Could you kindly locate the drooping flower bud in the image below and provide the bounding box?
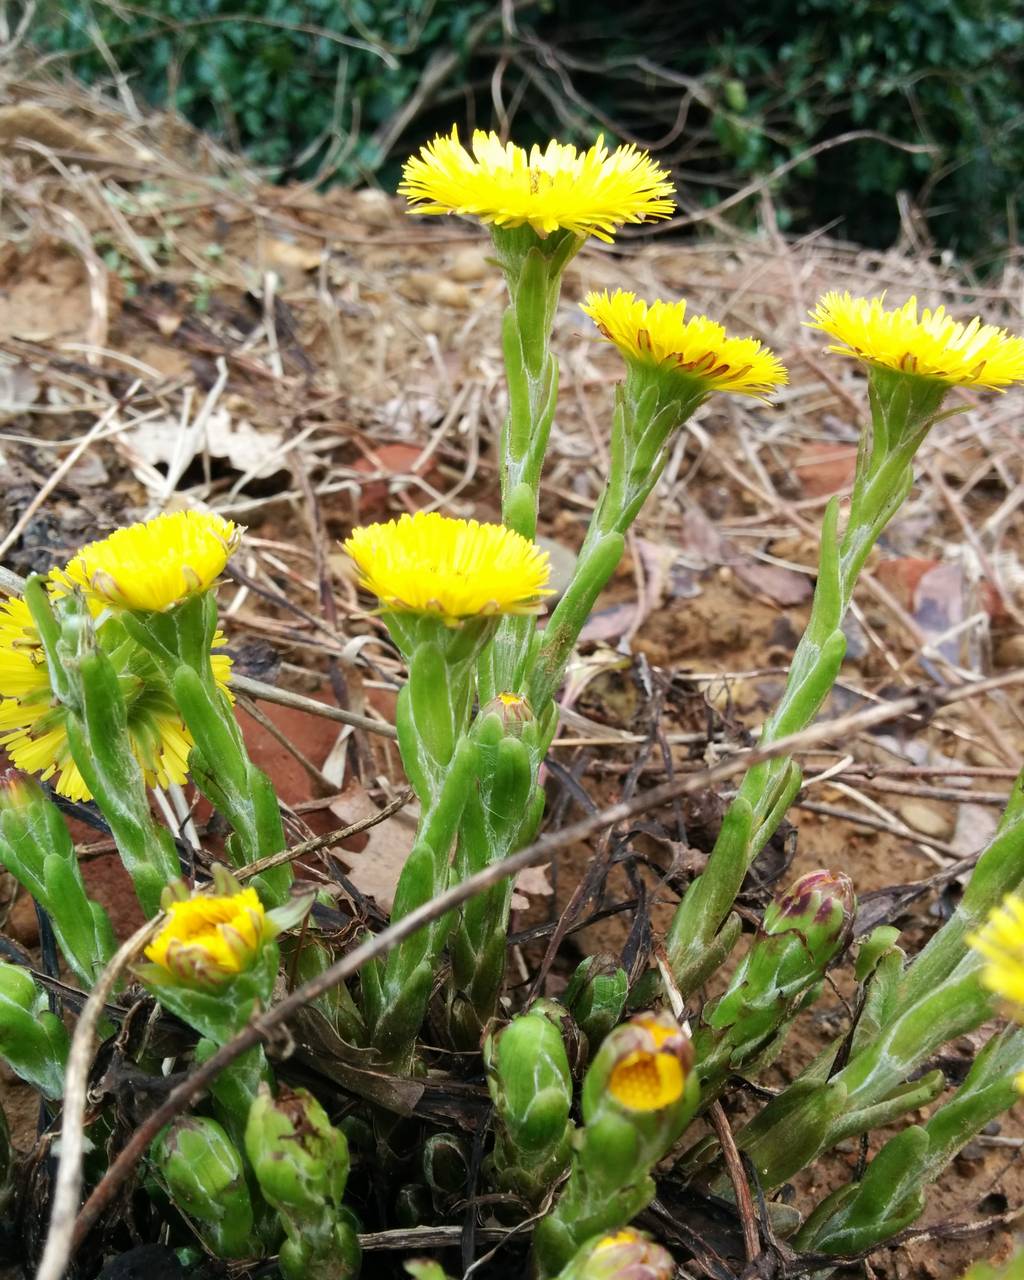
[583,1012,696,1135]
[555,1228,675,1280]
[532,1013,700,1278]
[152,1116,254,1259]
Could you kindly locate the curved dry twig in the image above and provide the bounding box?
[35,915,162,1280]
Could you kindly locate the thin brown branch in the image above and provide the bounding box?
[36,915,163,1280]
[709,1101,760,1263]
[236,788,413,880]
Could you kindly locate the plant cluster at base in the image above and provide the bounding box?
[1,125,1024,1280]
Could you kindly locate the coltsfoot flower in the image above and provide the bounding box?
[806,292,1024,389]
[558,1229,675,1280]
[605,1013,689,1112]
[582,289,788,400]
[343,511,553,626]
[970,895,1024,1092]
[971,895,1024,1011]
[399,127,674,242]
[145,885,266,988]
[0,590,232,801]
[61,509,241,612]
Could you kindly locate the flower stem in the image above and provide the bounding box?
[25,580,181,917]
[121,594,291,906]
[363,617,489,1070]
[666,370,952,995]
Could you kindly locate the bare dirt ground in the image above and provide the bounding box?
[2,72,1024,1278]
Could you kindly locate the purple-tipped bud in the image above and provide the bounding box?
[705,871,857,1055]
[763,870,855,961]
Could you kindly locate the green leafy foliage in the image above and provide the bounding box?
[35,0,500,179]
[692,0,1024,256]
[32,1,1024,273]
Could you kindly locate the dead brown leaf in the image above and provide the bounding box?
[330,782,417,911]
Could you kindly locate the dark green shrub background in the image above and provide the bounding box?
[34,0,1024,262]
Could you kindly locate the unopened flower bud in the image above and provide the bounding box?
[245,1083,350,1217]
[0,769,43,813]
[0,961,69,1099]
[700,870,857,1090]
[484,1004,574,1204]
[763,869,855,961]
[563,955,628,1054]
[152,1116,254,1259]
[557,1228,675,1280]
[480,690,535,736]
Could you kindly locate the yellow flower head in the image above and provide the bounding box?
[806,291,1024,389]
[608,1047,684,1111]
[582,289,788,400]
[61,510,241,612]
[0,590,232,802]
[590,1229,674,1277]
[399,127,675,242]
[343,512,553,626]
[970,894,1024,1014]
[606,1013,692,1112]
[145,887,266,988]
[594,1231,642,1252]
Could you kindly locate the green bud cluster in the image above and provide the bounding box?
[484,1003,575,1207]
[447,698,548,1048]
[532,1012,699,1278]
[245,1083,360,1280]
